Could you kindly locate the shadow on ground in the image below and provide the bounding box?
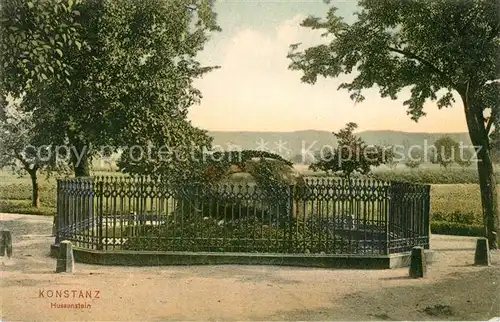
[258,268,500,321]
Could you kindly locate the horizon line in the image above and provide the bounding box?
[205,129,471,134]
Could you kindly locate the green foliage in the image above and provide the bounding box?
[371,168,482,184]
[433,182,485,237]
[0,102,69,207]
[430,184,485,223]
[4,0,221,177]
[431,211,481,225]
[0,103,43,172]
[0,182,56,206]
[431,221,484,237]
[287,0,500,246]
[0,199,54,216]
[430,206,485,236]
[0,0,83,95]
[0,102,70,178]
[121,216,357,254]
[288,0,499,122]
[384,146,399,169]
[431,136,472,168]
[456,153,473,168]
[164,150,303,218]
[198,149,294,183]
[403,144,424,169]
[309,122,391,179]
[245,155,300,202]
[404,160,422,169]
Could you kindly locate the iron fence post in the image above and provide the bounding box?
[385,184,391,255]
[90,178,95,248]
[55,179,61,245]
[97,180,103,251]
[424,184,431,249]
[288,184,294,253]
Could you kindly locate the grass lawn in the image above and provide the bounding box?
[0,199,55,216]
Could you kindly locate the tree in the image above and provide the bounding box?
[404,158,422,169]
[309,122,390,180]
[1,0,221,178]
[0,101,68,207]
[288,0,500,248]
[432,136,460,168]
[430,136,474,168]
[404,146,424,169]
[456,150,474,168]
[404,160,421,169]
[384,145,399,169]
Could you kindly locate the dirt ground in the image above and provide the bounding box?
[1,213,499,321]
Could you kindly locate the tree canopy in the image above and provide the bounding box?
[288,0,500,248]
[0,0,83,96]
[309,122,390,179]
[0,101,69,207]
[431,136,465,168]
[288,0,499,124]
[1,0,221,178]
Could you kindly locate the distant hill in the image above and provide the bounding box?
[208,130,472,161]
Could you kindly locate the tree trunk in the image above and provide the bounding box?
[476,150,499,249]
[71,142,91,177]
[28,169,39,208]
[462,93,499,249]
[74,155,90,177]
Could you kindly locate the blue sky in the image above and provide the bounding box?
[188,0,468,133]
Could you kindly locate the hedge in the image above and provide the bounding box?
[0,199,55,216]
[430,211,481,225]
[430,221,484,237]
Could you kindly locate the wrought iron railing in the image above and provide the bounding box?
[54,176,430,255]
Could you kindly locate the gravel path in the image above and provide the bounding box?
[1,212,500,321]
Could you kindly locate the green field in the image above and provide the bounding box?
[0,169,118,215]
[430,184,483,222]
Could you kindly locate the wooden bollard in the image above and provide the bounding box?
[1,229,13,258]
[409,246,426,278]
[474,238,490,266]
[55,240,75,273]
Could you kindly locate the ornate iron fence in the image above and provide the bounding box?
[54,176,430,255]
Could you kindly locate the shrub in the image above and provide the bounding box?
[0,182,57,206]
[122,215,357,254]
[0,183,32,200]
[431,211,481,225]
[0,199,54,216]
[309,122,390,179]
[371,168,481,184]
[307,167,488,184]
[430,221,484,237]
[404,160,422,169]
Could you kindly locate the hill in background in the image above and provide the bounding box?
[208,130,472,161]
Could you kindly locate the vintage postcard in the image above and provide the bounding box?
[1,0,499,321]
